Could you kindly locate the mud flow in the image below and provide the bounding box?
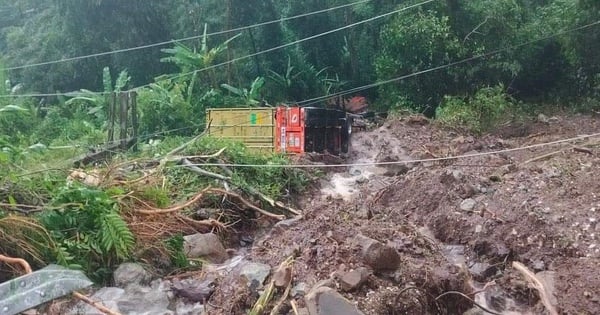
[204,115,600,314]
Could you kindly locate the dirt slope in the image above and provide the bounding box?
[211,113,600,315]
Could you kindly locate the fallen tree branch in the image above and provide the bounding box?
[0,254,32,274]
[175,214,226,232]
[73,291,122,315]
[212,162,301,216]
[512,261,558,315]
[182,158,300,216]
[164,125,210,157]
[181,158,230,181]
[134,187,210,215]
[208,188,285,220]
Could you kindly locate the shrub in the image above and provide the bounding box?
[39,185,134,283]
[436,85,519,133]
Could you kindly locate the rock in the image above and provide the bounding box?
[340,267,370,292]
[383,164,409,177]
[468,262,495,280]
[305,286,365,315]
[174,300,204,315]
[273,216,302,230]
[355,235,401,271]
[440,170,464,184]
[69,287,124,315]
[239,262,271,288]
[118,280,172,315]
[292,282,309,297]
[460,198,477,212]
[114,263,152,288]
[183,233,228,263]
[532,260,545,271]
[171,277,216,302]
[537,113,550,123]
[273,265,292,288]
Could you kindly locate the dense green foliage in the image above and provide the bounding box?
[0,0,598,138]
[39,185,134,282]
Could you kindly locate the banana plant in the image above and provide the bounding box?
[221,76,265,106]
[161,23,241,91]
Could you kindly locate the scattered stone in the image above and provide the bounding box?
[239,262,271,288]
[183,233,228,264]
[543,166,562,179]
[532,260,546,271]
[113,262,152,288]
[355,175,369,183]
[273,265,292,288]
[383,164,409,177]
[171,277,216,303]
[475,225,483,233]
[273,216,302,230]
[174,300,204,315]
[70,287,124,315]
[305,286,365,315]
[469,262,495,280]
[292,282,309,297]
[340,267,370,292]
[440,169,464,184]
[460,198,477,212]
[355,235,401,271]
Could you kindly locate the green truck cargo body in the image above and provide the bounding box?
[206,108,276,151]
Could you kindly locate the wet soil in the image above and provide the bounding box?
[210,113,600,315]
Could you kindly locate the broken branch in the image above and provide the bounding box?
[73,291,122,315]
[182,159,301,216]
[181,158,230,181]
[512,261,558,315]
[135,187,210,215]
[208,188,285,220]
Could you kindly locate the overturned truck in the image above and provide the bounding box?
[206,106,352,155]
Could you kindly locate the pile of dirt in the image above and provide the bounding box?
[206,113,600,314]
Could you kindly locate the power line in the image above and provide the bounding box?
[0,0,371,72]
[1,0,434,99]
[296,19,600,106]
[175,132,600,169]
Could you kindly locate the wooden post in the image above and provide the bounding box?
[119,92,129,150]
[107,92,116,143]
[130,91,139,152]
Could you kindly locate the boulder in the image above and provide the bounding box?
[113,263,152,288]
[239,262,271,288]
[355,235,401,271]
[183,233,228,263]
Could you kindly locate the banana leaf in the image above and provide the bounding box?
[0,265,93,315]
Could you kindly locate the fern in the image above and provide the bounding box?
[40,184,135,282]
[98,212,134,259]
